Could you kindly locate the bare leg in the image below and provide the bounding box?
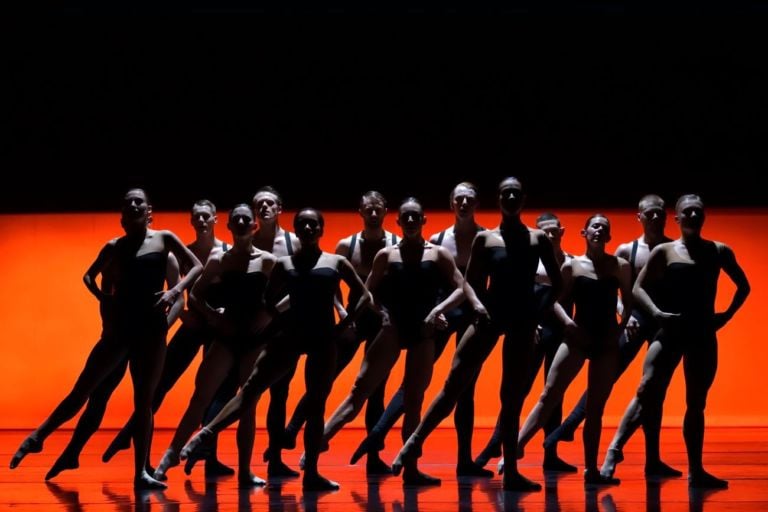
[392,324,498,477]
[128,333,166,489]
[180,344,300,466]
[322,327,401,443]
[583,346,620,486]
[401,339,440,486]
[154,342,234,480]
[46,357,129,480]
[11,337,128,469]
[302,344,339,491]
[684,337,726,488]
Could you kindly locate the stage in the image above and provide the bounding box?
[2,426,766,511]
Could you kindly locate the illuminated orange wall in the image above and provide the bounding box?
[1,209,765,430]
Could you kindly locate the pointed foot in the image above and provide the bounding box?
[10,435,43,469]
[473,442,502,468]
[102,432,131,463]
[45,452,80,481]
[599,447,624,478]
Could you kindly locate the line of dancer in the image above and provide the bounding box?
[9,180,749,492]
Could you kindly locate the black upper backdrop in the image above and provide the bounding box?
[6,22,768,213]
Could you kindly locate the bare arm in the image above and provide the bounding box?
[158,231,203,310]
[428,246,466,318]
[537,231,563,313]
[364,248,390,319]
[188,255,225,325]
[463,232,488,309]
[633,245,677,322]
[83,241,116,302]
[553,260,576,329]
[616,257,633,331]
[165,252,184,326]
[338,256,372,330]
[715,243,751,330]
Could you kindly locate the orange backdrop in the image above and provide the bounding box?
[0,208,765,430]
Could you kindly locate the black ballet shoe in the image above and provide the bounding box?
[473,442,502,468]
[303,473,340,491]
[366,454,392,476]
[134,471,168,490]
[585,469,620,487]
[349,435,384,466]
[45,452,79,480]
[238,472,267,487]
[102,432,131,463]
[403,470,441,487]
[543,455,578,473]
[267,460,300,478]
[688,471,728,489]
[391,437,422,477]
[599,447,624,478]
[502,471,542,492]
[645,461,683,478]
[456,462,494,478]
[204,458,235,477]
[10,435,43,469]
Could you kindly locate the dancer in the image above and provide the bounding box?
[319,197,472,485]
[10,188,202,489]
[515,214,632,486]
[283,190,398,475]
[392,177,562,491]
[102,199,236,477]
[181,208,371,491]
[475,212,576,473]
[44,248,182,480]
[350,182,491,477]
[609,194,749,488]
[153,204,277,486]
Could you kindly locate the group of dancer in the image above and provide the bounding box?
[9,178,750,493]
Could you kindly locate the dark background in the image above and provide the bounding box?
[5,18,768,213]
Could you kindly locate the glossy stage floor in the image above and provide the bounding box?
[1,427,766,511]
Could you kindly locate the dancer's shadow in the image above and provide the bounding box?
[266,479,301,512]
[46,481,84,512]
[351,476,385,512]
[689,486,728,512]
